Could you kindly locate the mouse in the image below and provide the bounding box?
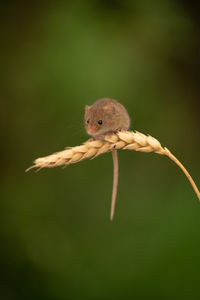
[84,97,130,220]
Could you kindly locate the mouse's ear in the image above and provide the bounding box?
[85,105,91,112]
[104,104,116,114]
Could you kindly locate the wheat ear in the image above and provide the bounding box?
[26,130,200,201]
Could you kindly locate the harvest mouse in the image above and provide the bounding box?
[84,98,130,220]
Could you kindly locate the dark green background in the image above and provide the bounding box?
[1,1,200,299]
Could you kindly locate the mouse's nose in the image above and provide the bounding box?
[87,125,98,135]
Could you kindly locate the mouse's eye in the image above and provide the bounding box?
[98,120,103,125]
[87,119,90,124]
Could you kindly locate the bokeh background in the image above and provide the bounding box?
[1,1,200,299]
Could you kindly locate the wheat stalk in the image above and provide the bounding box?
[26,130,200,201]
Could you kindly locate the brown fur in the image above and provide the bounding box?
[84,98,131,220]
[84,98,130,137]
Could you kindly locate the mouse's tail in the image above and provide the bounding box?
[110,149,119,221]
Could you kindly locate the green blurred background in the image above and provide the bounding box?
[1,1,200,299]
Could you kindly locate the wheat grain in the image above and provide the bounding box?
[26,130,200,201]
